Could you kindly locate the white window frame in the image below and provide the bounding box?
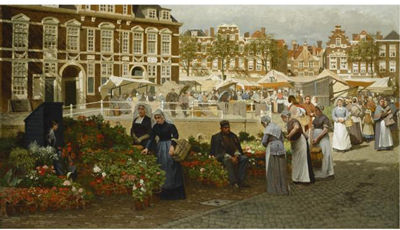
[122,5,128,15]
[147,64,157,80]
[161,10,170,20]
[299,61,304,69]
[239,58,244,69]
[379,61,386,72]
[87,63,95,95]
[229,59,236,70]
[161,34,171,55]
[389,44,396,57]
[248,59,254,71]
[66,26,80,52]
[122,63,129,77]
[340,57,347,70]
[87,28,95,52]
[389,61,396,72]
[44,62,57,76]
[336,38,341,46]
[147,32,157,55]
[329,57,337,70]
[13,21,29,49]
[32,74,43,100]
[101,62,113,85]
[99,5,114,13]
[379,45,386,57]
[12,61,28,99]
[133,31,143,54]
[101,29,113,53]
[309,61,313,68]
[353,63,358,73]
[148,9,157,19]
[122,31,129,54]
[256,59,262,71]
[212,59,218,70]
[161,64,171,83]
[43,23,57,50]
[360,62,366,73]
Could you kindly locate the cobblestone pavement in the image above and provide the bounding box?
[161,140,399,228]
[1,137,398,228]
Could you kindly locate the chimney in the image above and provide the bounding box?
[376,31,382,40]
[244,32,250,38]
[335,25,341,30]
[317,40,322,48]
[261,27,266,35]
[204,29,209,36]
[210,27,215,37]
[292,40,298,50]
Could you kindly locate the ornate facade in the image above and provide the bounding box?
[0,5,181,112]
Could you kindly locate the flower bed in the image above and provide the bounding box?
[181,151,229,187]
[0,186,93,215]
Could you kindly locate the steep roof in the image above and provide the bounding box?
[251,30,266,39]
[132,5,178,22]
[384,30,400,40]
[183,29,207,37]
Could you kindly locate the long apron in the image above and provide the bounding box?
[312,129,334,178]
[332,122,352,151]
[291,135,312,183]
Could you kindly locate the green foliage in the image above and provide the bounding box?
[28,142,58,166]
[208,34,239,79]
[0,137,18,159]
[9,147,35,175]
[0,169,22,187]
[238,131,256,142]
[180,35,199,76]
[188,136,210,154]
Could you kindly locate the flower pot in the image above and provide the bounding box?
[134,200,144,211]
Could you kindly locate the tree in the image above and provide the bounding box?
[270,40,288,74]
[245,34,273,73]
[179,35,198,76]
[208,34,238,80]
[348,37,379,75]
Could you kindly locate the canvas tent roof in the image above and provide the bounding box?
[98,76,156,99]
[216,79,238,91]
[179,76,202,86]
[365,77,394,94]
[257,70,293,88]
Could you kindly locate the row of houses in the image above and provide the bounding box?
[183,24,400,83]
[0,5,181,113]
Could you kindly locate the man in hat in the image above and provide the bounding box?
[210,120,249,189]
[166,88,179,117]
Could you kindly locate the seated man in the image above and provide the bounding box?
[210,120,249,189]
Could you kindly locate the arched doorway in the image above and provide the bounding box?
[61,65,82,106]
[132,66,144,78]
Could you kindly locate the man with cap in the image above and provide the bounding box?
[210,120,249,189]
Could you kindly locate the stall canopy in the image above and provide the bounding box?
[216,79,238,91]
[365,77,394,95]
[98,76,156,99]
[235,79,261,90]
[257,70,293,88]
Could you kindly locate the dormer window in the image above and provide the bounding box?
[122,5,128,15]
[335,38,341,46]
[161,10,170,20]
[99,5,114,13]
[148,9,157,19]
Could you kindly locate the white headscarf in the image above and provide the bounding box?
[153,109,174,125]
[132,103,155,126]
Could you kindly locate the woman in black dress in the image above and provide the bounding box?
[142,109,186,200]
[130,103,153,147]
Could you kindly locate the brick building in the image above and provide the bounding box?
[0,5,181,112]
[324,25,352,77]
[182,25,287,78]
[376,30,400,93]
[287,40,323,77]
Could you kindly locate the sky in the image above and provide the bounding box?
[165,5,400,47]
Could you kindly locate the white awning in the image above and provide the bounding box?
[98,76,156,99]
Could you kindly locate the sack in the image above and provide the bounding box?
[384,115,395,127]
[171,139,191,162]
[345,119,353,127]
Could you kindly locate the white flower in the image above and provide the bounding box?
[78,188,84,193]
[30,176,33,179]
[132,185,137,190]
[200,168,205,173]
[102,172,107,178]
[43,165,49,169]
[63,180,72,186]
[139,179,144,185]
[140,187,146,192]
[93,165,101,173]
[71,186,77,192]
[138,160,142,163]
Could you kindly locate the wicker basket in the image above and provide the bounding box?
[345,119,353,127]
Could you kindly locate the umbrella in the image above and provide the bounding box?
[179,85,191,96]
[98,76,156,99]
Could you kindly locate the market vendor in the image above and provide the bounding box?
[46,120,64,176]
[130,103,153,148]
[209,120,249,189]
